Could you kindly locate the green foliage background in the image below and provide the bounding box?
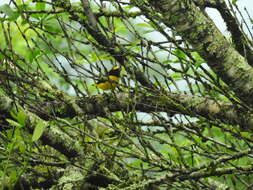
[0,0,252,189]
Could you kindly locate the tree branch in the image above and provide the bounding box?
[134,0,253,107]
[32,90,253,130]
[0,95,83,158]
[194,0,253,64]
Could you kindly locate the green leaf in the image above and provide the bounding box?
[32,120,47,142]
[44,23,61,33]
[191,52,205,68]
[28,49,41,62]
[17,4,28,11]
[143,29,154,34]
[18,141,26,153]
[0,4,14,16]
[114,26,127,35]
[0,52,5,59]
[36,2,46,11]
[16,109,26,126]
[6,119,22,128]
[173,49,186,60]
[135,22,152,28]
[232,0,238,4]
[0,4,20,21]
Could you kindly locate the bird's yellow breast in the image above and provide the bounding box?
[108,75,120,81]
[96,76,119,90]
[96,81,116,90]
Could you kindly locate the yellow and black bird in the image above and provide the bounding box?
[96,66,121,90]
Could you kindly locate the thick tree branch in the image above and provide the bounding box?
[151,164,253,185]
[33,90,253,130]
[133,0,253,107]
[124,149,253,187]
[194,0,253,64]
[20,9,142,18]
[0,95,83,159]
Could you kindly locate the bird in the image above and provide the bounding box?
[96,66,121,90]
